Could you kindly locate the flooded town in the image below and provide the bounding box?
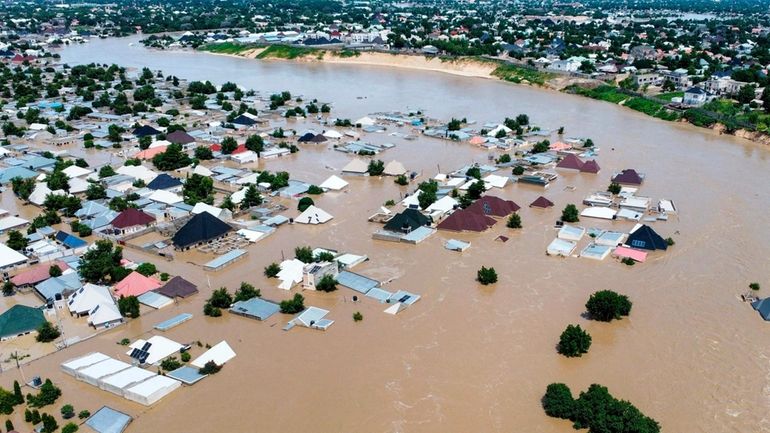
[0,1,769,433]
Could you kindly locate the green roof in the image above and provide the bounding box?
[0,305,45,339]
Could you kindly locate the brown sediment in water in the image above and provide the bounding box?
[2,37,769,432]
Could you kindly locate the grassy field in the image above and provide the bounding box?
[491,63,554,86]
[657,91,684,102]
[255,44,319,60]
[566,85,629,103]
[199,42,257,55]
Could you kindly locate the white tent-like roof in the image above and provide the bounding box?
[341,159,368,174]
[193,164,213,177]
[124,375,181,406]
[355,116,376,126]
[383,160,407,176]
[68,177,90,194]
[77,358,132,386]
[99,366,155,396]
[0,216,28,231]
[400,190,421,208]
[277,259,304,290]
[29,183,66,206]
[62,165,92,179]
[235,172,258,185]
[61,352,110,377]
[319,175,348,191]
[0,243,28,269]
[581,207,617,220]
[322,130,343,139]
[117,165,158,183]
[191,341,236,368]
[88,302,122,328]
[426,196,458,214]
[67,283,114,315]
[149,139,171,149]
[230,186,247,204]
[295,205,333,225]
[482,174,509,188]
[191,202,232,220]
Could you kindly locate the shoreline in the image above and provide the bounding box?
[193,45,770,146]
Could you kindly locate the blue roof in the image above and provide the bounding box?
[154,313,193,331]
[85,406,132,433]
[204,249,247,270]
[337,271,380,294]
[365,287,393,302]
[21,155,57,170]
[55,231,88,249]
[389,290,421,305]
[35,273,81,301]
[167,366,207,385]
[0,166,37,184]
[752,298,770,321]
[75,201,110,218]
[230,297,280,320]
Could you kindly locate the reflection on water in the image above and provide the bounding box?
[6,35,765,432]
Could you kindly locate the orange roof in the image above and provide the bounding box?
[113,271,161,297]
[549,141,571,151]
[469,136,486,145]
[135,145,168,160]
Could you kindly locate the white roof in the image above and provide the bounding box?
[88,302,122,327]
[446,177,464,187]
[0,243,27,268]
[100,366,155,389]
[127,335,184,365]
[148,189,183,205]
[117,165,158,183]
[68,177,90,194]
[124,375,180,405]
[341,159,368,173]
[29,183,65,206]
[0,216,28,231]
[486,124,512,137]
[191,202,229,219]
[355,116,376,126]
[482,174,509,188]
[322,129,343,139]
[230,187,247,204]
[580,207,617,220]
[426,195,458,213]
[191,341,236,368]
[61,352,110,373]
[78,358,131,381]
[295,205,333,225]
[235,172,258,185]
[319,175,348,191]
[383,160,406,176]
[192,164,213,177]
[62,165,92,178]
[459,179,491,191]
[277,259,304,290]
[400,190,421,208]
[149,139,171,149]
[236,228,267,243]
[68,283,114,315]
[231,151,258,163]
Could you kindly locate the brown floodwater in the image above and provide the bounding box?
[1,36,768,433]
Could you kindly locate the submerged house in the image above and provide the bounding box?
[109,208,156,236]
[172,212,232,249]
[0,304,45,341]
[437,209,496,232]
[626,224,668,251]
[465,195,520,218]
[612,169,644,185]
[383,208,431,233]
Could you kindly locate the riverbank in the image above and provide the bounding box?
[197,43,770,145]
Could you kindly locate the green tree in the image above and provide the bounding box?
[138,135,152,150]
[512,166,525,176]
[367,159,385,176]
[78,240,123,283]
[264,262,281,278]
[417,180,438,209]
[36,322,61,343]
[135,262,157,277]
[353,311,363,322]
[558,324,592,357]
[198,360,222,375]
[46,170,70,192]
[86,183,107,200]
[245,135,264,154]
[240,184,262,209]
[234,282,260,302]
[98,165,116,178]
[297,197,314,212]
[49,265,62,277]
[41,413,58,433]
[10,177,35,201]
[208,287,233,308]
[60,404,75,419]
[542,383,574,419]
[194,146,213,160]
[736,84,756,104]
[6,230,28,251]
[62,422,79,433]
[117,295,140,318]
[153,143,192,171]
[315,274,338,292]
[220,136,238,155]
[26,379,61,408]
[585,290,632,322]
[295,246,314,263]
[477,266,498,285]
[182,174,213,205]
[506,213,522,229]
[78,410,90,419]
[467,180,485,200]
[561,204,579,222]
[280,293,305,314]
[607,182,621,194]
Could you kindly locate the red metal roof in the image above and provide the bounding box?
[110,208,156,229]
[437,209,497,232]
[11,261,69,286]
[465,195,520,217]
[529,196,554,208]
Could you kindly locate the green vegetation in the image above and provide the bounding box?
[506,213,522,229]
[160,357,182,371]
[297,197,314,212]
[280,293,305,314]
[295,246,314,263]
[557,325,592,357]
[477,266,498,285]
[353,311,363,322]
[567,84,628,104]
[118,295,140,318]
[60,404,75,419]
[623,97,680,121]
[542,383,660,433]
[199,42,258,55]
[78,240,123,283]
[204,287,233,317]
[367,159,385,176]
[561,204,580,223]
[36,322,61,343]
[264,262,281,278]
[657,91,684,102]
[585,290,632,322]
[315,274,338,292]
[198,360,222,375]
[492,63,553,86]
[135,262,157,277]
[607,182,622,195]
[750,282,761,291]
[26,379,61,408]
[234,282,261,302]
[256,44,318,60]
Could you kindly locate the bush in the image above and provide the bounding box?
[367,159,384,176]
[477,266,498,285]
[542,383,574,419]
[234,282,260,301]
[585,290,632,322]
[180,351,191,362]
[394,174,409,185]
[62,422,79,433]
[294,246,314,263]
[78,410,90,419]
[353,312,363,322]
[315,274,338,292]
[207,287,233,308]
[61,404,75,419]
[160,357,182,371]
[26,379,61,408]
[36,321,61,342]
[665,237,675,246]
[607,182,621,194]
[558,324,592,357]
[160,272,170,281]
[198,360,222,375]
[750,282,761,291]
[506,213,522,229]
[306,185,323,194]
[297,197,314,212]
[280,293,305,314]
[512,165,525,176]
[203,303,222,317]
[561,204,579,222]
[621,257,636,266]
[264,262,281,278]
[117,295,140,318]
[135,262,157,276]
